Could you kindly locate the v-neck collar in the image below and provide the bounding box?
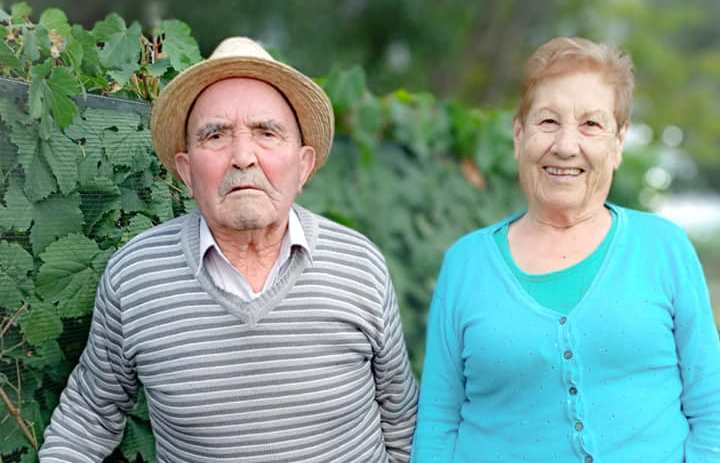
[180,205,319,328]
[486,203,625,319]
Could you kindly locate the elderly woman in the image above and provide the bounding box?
[411,37,720,462]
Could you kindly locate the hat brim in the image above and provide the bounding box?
[150,56,334,179]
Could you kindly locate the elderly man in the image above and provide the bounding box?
[39,37,418,462]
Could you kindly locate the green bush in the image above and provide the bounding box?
[0,4,657,462]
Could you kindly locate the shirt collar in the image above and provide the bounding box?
[197,209,310,275]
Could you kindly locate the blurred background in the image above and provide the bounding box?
[1,1,718,460]
[13,0,720,346]
[23,0,719,307]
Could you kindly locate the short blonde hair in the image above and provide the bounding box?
[515,37,635,131]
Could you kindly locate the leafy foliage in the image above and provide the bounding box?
[0,4,659,463]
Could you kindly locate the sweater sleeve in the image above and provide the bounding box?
[373,274,419,463]
[672,235,720,461]
[39,271,138,462]
[411,256,465,462]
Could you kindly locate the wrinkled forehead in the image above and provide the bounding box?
[185,77,302,138]
[528,71,616,117]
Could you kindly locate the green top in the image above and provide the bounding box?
[493,209,617,315]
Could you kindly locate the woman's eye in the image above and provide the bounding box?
[540,118,557,125]
[585,120,602,128]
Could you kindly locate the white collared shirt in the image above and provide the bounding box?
[196,209,308,300]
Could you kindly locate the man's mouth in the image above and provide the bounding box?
[226,184,263,195]
[543,166,584,176]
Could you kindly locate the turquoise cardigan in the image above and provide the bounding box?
[412,205,720,462]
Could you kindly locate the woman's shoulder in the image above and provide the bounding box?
[615,205,688,240]
[444,216,512,264]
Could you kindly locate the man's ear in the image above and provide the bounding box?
[512,117,524,160]
[297,146,317,190]
[174,151,193,196]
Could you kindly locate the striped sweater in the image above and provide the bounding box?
[39,205,419,462]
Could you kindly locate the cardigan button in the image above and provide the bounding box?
[563,350,573,360]
[559,316,567,325]
[569,386,578,395]
[585,456,594,463]
[575,421,584,432]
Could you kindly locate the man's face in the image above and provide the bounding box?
[175,78,316,235]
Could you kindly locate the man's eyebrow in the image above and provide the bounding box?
[195,122,232,139]
[248,119,287,134]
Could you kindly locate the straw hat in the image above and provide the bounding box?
[151,37,334,178]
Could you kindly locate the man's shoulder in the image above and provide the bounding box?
[106,213,194,272]
[300,207,389,273]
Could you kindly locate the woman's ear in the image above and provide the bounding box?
[513,117,524,160]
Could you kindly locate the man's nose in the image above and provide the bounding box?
[230,131,258,169]
[553,126,581,158]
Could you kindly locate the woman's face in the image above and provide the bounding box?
[513,71,626,217]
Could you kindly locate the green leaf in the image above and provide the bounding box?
[65,107,107,158]
[30,193,83,254]
[91,13,125,42]
[0,240,33,283]
[0,115,20,176]
[0,95,31,126]
[79,176,121,231]
[24,146,58,202]
[41,128,80,195]
[28,60,52,119]
[107,65,136,87]
[0,268,25,310]
[149,181,173,221]
[147,58,171,77]
[323,66,367,115]
[21,301,63,345]
[97,18,142,70]
[72,25,102,76]
[120,187,145,212]
[0,177,33,232]
[10,2,31,24]
[157,19,202,72]
[20,444,38,463]
[91,208,122,245]
[120,415,156,463]
[0,401,30,453]
[23,340,65,370]
[39,8,71,38]
[0,8,11,23]
[60,34,84,71]
[0,40,20,68]
[45,66,81,128]
[102,112,144,168]
[20,27,40,64]
[0,240,33,309]
[37,233,101,318]
[122,214,153,243]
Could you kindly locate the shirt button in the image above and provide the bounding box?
[563,350,573,360]
[585,456,594,463]
[559,316,567,325]
[569,386,578,395]
[575,421,584,432]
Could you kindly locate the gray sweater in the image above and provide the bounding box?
[39,205,418,462]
